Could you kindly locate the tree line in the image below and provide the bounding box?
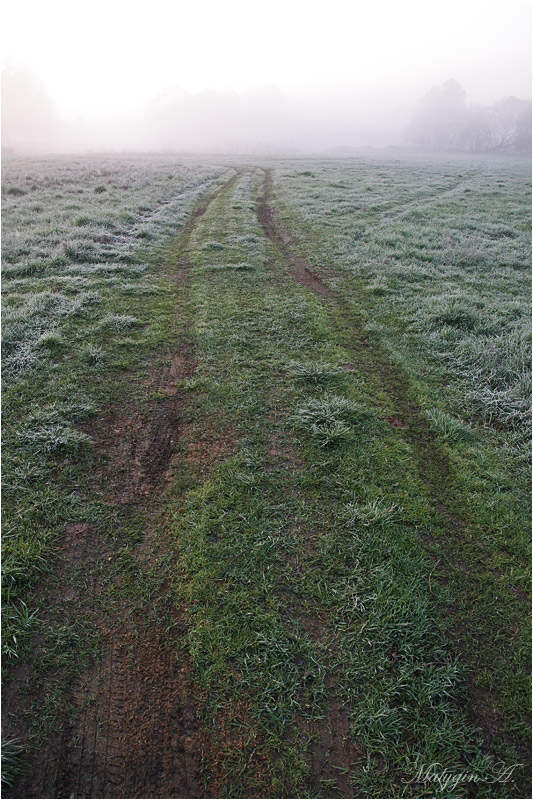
[406,79,531,154]
[2,65,531,156]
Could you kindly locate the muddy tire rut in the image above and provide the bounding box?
[255,167,529,773]
[97,351,197,505]
[5,173,241,800]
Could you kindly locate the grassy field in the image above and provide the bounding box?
[2,153,530,798]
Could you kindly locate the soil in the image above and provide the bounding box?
[256,170,335,298]
[4,165,529,798]
[3,172,240,800]
[14,622,208,799]
[93,350,197,506]
[253,168,531,787]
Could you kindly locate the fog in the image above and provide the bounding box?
[2,0,531,155]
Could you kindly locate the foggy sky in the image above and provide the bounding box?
[2,0,531,153]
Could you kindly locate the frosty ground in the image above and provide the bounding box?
[2,153,531,798]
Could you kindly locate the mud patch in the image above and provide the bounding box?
[299,697,360,798]
[14,621,207,799]
[256,170,335,298]
[60,522,100,566]
[92,351,197,505]
[386,415,407,428]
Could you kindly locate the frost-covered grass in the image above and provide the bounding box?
[2,154,530,797]
[270,154,531,792]
[274,155,531,437]
[2,154,227,663]
[292,394,375,446]
[287,360,343,385]
[1,154,223,382]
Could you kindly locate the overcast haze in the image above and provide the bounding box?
[1,0,531,152]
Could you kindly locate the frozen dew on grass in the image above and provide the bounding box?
[36,331,64,352]
[202,240,225,252]
[292,394,373,426]
[98,313,141,332]
[292,394,375,446]
[425,408,478,444]
[1,156,227,383]
[367,274,390,296]
[287,360,343,385]
[2,290,102,377]
[80,344,106,366]
[14,402,95,455]
[15,424,92,455]
[344,497,402,527]
[309,418,353,447]
[451,326,532,432]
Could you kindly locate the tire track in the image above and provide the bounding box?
[111,171,232,251]
[7,170,242,800]
[92,169,242,506]
[255,167,529,776]
[264,393,360,796]
[375,171,478,222]
[257,170,334,298]
[256,167,478,535]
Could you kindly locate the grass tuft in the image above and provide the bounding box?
[1,738,26,787]
[344,497,402,526]
[425,408,478,443]
[288,361,343,386]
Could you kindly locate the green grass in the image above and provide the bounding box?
[2,154,530,797]
[159,166,529,795]
[2,157,228,656]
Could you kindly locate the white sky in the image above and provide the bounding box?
[2,0,531,120]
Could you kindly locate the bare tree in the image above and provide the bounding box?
[2,63,58,151]
[407,81,531,155]
[487,97,531,153]
[406,79,468,150]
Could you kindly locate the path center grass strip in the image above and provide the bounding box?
[163,167,529,796]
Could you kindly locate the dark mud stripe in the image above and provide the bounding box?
[6,171,245,800]
[255,167,530,773]
[90,170,242,506]
[257,170,334,297]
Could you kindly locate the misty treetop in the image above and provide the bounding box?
[2,64,531,155]
[407,78,531,154]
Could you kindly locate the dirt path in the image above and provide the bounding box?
[257,171,334,298]
[5,164,528,798]
[6,171,241,800]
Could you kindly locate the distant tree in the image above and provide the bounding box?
[1,63,58,150]
[488,96,532,153]
[406,79,468,150]
[461,97,531,153]
[144,85,289,152]
[461,104,490,152]
[514,101,532,154]
[407,81,532,155]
